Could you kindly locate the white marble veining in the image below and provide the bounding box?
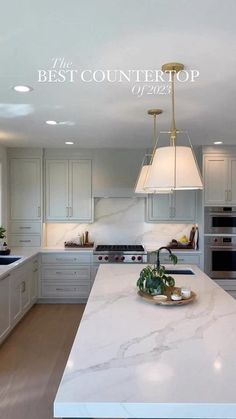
[54,264,236,418]
[46,198,193,249]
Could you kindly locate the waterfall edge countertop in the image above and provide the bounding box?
[54,264,236,419]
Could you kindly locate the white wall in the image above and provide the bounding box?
[45,197,193,250]
[0,146,7,228]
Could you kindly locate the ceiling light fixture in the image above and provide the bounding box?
[65,141,74,145]
[46,120,58,125]
[135,109,165,194]
[13,85,33,93]
[213,141,223,145]
[143,62,203,193]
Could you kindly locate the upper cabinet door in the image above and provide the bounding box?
[204,156,228,205]
[228,158,236,205]
[69,160,92,221]
[10,158,41,220]
[147,194,172,221]
[172,190,196,221]
[146,191,196,222]
[45,160,69,220]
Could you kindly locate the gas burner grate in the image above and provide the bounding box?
[95,245,145,252]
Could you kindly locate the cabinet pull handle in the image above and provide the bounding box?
[66,207,69,217]
[37,206,41,218]
[22,281,26,293]
[228,190,232,201]
[172,207,176,218]
[225,190,228,201]
[56,271,63,274]
[70,206,73,217]
[19,226,31,229]
[19,240,31,243]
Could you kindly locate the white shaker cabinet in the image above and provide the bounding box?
[147,191,196,222]
[69,160,92,220]
[9,158,41,220]
[10,270,22,326]
[204,156,228,205]
[45,160,69,220]
[40,252,92,300]
[10,260,36,328]
[0,274,11,343]
[45,159,92,222]
[204,155,236,205]
[30,258,39,304]
[228,157,236,204]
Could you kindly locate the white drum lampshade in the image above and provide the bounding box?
[144,146,203,191]
[135,165,150,194]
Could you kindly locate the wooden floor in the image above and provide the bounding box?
[0,304,85,419]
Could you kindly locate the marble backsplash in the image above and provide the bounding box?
[45,198,193,250]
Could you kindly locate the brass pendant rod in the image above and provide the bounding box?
[150,114,157,164]
[170,71,177,146]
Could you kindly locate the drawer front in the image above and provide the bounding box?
[149,253,200,266]
[42,266,91,281]
[41,253,91,265]
[160,254,200,265]
[41,281,90,298]
[9,222,41,234]
[8,235,41,247]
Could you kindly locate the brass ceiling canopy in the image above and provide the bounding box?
[162,62,184,73]
[147,109,163,116]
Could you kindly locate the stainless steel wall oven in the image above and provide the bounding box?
[205,207,236,234]
[205,236,236,279]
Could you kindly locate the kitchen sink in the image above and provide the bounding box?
[0,256,22,265]
[165,269,195,275]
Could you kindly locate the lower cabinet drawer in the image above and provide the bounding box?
[9,222,41,234]
[41,281,90,298]
[161,255,200,264]
[149,253,200,266]
[41,253,91,265]
[42,266,91,280]
[8,235,41,247]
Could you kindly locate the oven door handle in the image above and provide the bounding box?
[209,246,235,250]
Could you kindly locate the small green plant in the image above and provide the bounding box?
[137,247,178,295]
[0,226,6,239]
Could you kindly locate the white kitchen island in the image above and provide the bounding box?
[54,264,236,419]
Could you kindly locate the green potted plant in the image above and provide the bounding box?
[137,247,178,295]
[0,226,6,240]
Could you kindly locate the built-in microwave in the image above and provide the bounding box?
[205,207,236,234]
[205,236,236,279]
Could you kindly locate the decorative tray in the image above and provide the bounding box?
[138,287,197,306]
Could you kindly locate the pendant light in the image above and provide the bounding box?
[135,109,164,194]
[144,62,203,192]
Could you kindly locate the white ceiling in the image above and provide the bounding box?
[0,0,236,148]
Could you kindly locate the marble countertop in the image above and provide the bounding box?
[54,264,236,419]
[0,247,40,279]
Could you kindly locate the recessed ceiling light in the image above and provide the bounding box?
[213,141,223,145]
[46,120,58,125]
[65,141,74,145]
[13,85,33,93]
